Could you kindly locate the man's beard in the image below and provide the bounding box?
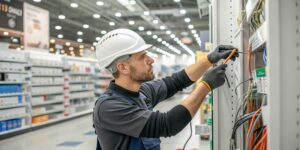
[129,65,155,83]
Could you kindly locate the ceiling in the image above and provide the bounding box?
[25,0,210,56]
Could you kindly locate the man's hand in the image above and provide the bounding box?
[200,64,228,91]
[207,45,239,64]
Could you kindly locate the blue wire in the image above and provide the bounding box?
[263,47,267,65]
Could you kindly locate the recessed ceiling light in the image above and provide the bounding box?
[138,26,144,31]
[77,38,83,43]
[157,38,162,42]
[162,41,167,45]
[174,0,180,2]
[115,12,122,17]
[96,1,104,6]
[101,30,107,34]
[70,3,78,8]
[83,24,89,28]
[179,9,186,14]
[77,31,83,35]
[129,0,136,5]
[160,26,166,30]
[93,14,101,19]
[128,20,135,25]
[153,20,158,24]
[65,42,71,46]
[79,45,84,49]
[33,0,41,2]
[109,22,115,26]
[58,14,65,20]
[152,35,158,39]
[144,11,150,15]
[188,24,194,29]
[184,18,191,23]
[3,32,9,36]
[174,37,179,41]
[166,30,171,34]
[170,34,175,38]
[146,31,152,35]
[69,47,74,51]
[96,37,101,41]
[55,25,62,30]
[50,39,55,43]
[191,30,196,34]
[57,34,63,38]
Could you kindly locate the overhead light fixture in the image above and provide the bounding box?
[128,20,135,25]
[179,9,186,14]
[152,35,158,39]
[96,37,101,41]
[79,49,84,52]
[79,45,84,49]
[77,31,83,35]
[109,22,115,26]
[93,14,101,19]
[83,24,89,29]
[96,1,104,6]
[174,0,180,2]
[57,34,63,38]
[69,47,74,51]
[138,26,144,31]
[188,24,194,29]
[147,52,158,58]
[65,42,71,46]
[3,32,9,36]
[101,30,107,34]
[77,38,83,43]
[58,14,65,20]
[55,25,62,30]
[160,26,166,30]
[50,39,55,43]
[157,38,162,42]
[166,30,171,34]
[184,18,191,23]
[129,0,136,5]
[170,34,176,38]
[153,20,158,24]
[33,0,41,2]
[146,31,152,35]
[191,30,197,34]
[193,34,199,38]
[143,11,150,15]
[162,41,167,45]
[115,12,122,17]
[70,3,78,8]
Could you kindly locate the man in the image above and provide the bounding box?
[93,28,238,150]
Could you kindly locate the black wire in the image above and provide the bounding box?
[183,122,192,150]
[234,77,253,96]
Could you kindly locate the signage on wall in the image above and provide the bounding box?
[0,0,24,31]
[23,2,49,50]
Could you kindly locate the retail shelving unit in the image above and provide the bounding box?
[0,50,30,136]
[63,56,96,116]
[94,63,112,97]
[212,0,300,149]
[27,52,65,127]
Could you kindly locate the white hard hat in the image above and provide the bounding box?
[96,28,152,69]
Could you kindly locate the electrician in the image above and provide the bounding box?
[93,28,238,150]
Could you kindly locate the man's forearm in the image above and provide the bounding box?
[181,82,210,117]
[184,54,212,82]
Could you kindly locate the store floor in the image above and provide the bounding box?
[0,94,210,150]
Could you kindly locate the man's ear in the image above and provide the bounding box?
[116,62,130,75]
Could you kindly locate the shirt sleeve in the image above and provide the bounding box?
[141,69,194,106]
[97,97,152,138]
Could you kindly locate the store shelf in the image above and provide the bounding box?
[0,103,27,109]
[69,72,93,76]
[0,92,26,97]
[70,96,94,100]
[31,74,64,77]
[249,21,267,52]
[31,65,63,68]
[0,125,31,136]
[0,114,28,121]
[0,71,27,74]
[69,81,94,84]
[32,100,64,107]
[0,59,27,63]
[32,109,93,127]
[31,83,64,87]
[70,89,94,93]
[31,91,63,96]
[0,81,27,84]
[32,108,64,117]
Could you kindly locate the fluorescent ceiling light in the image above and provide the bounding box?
[109,22,115,26]
[96,37,101,41]
[55,25,62,30]
[77,38,83,43]
[93,14,101,19]
[166,30,171,34]
[191,30,196,34]
[115,12,122,17]
[77,31,83,35]
[50,39,55,43]
[33,0,41,2]
[101,30,107,34]
[144,11,150,15]
[83,24,89,28]
[93,42,97,46]
[160,26,166,30]
[179,9,186,14]
[152,35,158,39]
[129,0,136,5]
[70,3,78,8]
[188,24,194,29]
[146,31,152,35]
[138,26,144,31]
[58,14,65,20]
[157,38,162,42]
[174,0,180,2]
[57,34,63,38]
[170,34,175,38]
[184,18,191,23]
[3,32,9,36]
[65,42,71,46]
[153,20,158,24]
[128,20,135,25]
[96,1,104,6]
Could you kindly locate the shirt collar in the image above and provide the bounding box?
[108,80,140,98]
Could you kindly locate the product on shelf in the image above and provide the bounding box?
[32,115,49,124]
[0,107,26,120]
[0,118,23,132]
[0,85,22,94]
[31,86,63,95]
[0,96,23,107]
